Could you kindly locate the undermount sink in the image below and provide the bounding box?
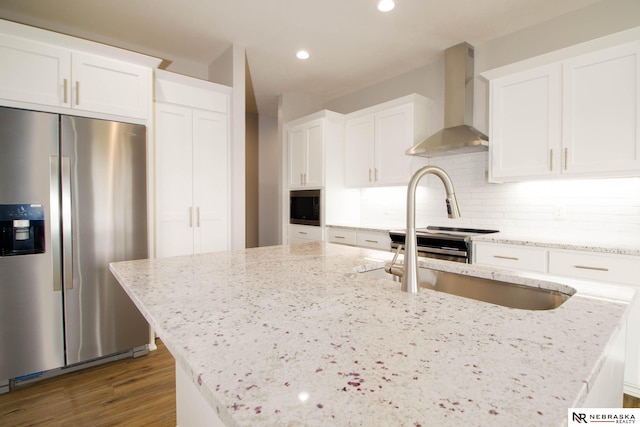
[361,267,573,310]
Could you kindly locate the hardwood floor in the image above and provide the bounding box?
[624,393,640,408]
[0,339,176,426]
[1,339,638,426]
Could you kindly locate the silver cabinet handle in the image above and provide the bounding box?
[50,157,62,292]
[564,147,568,171]
[549,149,553,171]
[63,79,69,104]
[300,173,304,185]
[368,168,372,182]
[75,81,80,105]
[303,173,307,185]
[298,231,308,235]
[196,207,200,227]
[188,207,193,228]
[574,265,609,272]
[374,168,378,182]
[334,235,345,239]
[365,239,378,243]
[494,255,519,261]
[61,156,73,290]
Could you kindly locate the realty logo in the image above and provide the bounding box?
[568,408,638,425]
[573,412,587,423]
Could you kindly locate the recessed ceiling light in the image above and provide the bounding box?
[296,50,310,60]
[377,0,395,12]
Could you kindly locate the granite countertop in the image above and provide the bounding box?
[472,231,640,257]
[110,243,628,427]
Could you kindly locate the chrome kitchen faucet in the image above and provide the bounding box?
[386,165,461,293]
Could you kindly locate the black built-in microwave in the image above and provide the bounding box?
[289,189,321,226]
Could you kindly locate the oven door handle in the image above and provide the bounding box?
[419,246,467,257]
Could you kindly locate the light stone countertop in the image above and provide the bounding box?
[471,231,640,257]
[110,243,628,427]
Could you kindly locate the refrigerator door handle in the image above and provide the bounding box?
[50,156,62,292]
[61,156,73,290]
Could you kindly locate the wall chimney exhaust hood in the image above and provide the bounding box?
[406,42,488,157]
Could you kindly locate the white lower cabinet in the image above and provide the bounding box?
[327,227,391,251]
[288,224,323,244]
[473,241,640,398]
[473,242,547,272]
[356,230,391,251]
[326,227,357,246]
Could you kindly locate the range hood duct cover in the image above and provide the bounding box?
[407,42,488,157]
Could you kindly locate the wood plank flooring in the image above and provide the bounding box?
[0,339,176,426]
[1,339,638,426]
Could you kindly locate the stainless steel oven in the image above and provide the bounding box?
[389,226,498,263]
[289,189,321,227]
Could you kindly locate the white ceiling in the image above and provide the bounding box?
[0,0,602,115]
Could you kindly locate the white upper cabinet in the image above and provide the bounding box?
[0,34,70,107]
[288,118,324,188]
[0,20,157,120]
[345,94,430,187]
[562,44,640,175]
[344,115,376,186]
[489,64,562,180]
[488,40,640,182]
[70,52,150,119]
[287,111,344,190]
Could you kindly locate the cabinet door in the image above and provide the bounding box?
[345,115,375,187]
[155,103,195,258]
[0,34,70,107]
[305,121,324,187]
[374,105,412,185]
[288,224,323,243]
[193,110,229,254]
[489,64,562,181]
[288,125,307,188]
[473,242,548,273]
[356,230,391,251]
[563,43,640,175]
[72,52,149,118]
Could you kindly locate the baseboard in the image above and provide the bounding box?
[624,382,640,399]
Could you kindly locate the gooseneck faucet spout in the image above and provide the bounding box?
[402,165,460,293]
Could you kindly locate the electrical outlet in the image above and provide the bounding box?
[553,205,566,220]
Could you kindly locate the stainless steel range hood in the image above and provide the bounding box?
[406,42,488,157]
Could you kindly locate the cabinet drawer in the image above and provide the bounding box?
[288,224,323,243]
[356,231,391,251]
[474,243,547,272]
[549,250,639,286]
[327,228,357,246]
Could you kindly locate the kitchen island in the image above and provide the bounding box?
[110,243,628,426]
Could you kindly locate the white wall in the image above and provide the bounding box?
[258,114,281,246]
[209,44,246,250]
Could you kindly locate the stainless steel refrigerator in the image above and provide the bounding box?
[0,106,149,384]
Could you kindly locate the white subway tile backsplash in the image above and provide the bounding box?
[355,151,640,239]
